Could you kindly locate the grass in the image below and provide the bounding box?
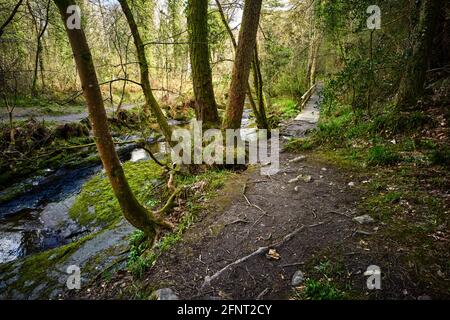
[286,84,450,298]
[293,257,349,300]
[270,97,299,119]
[123,166,235,277]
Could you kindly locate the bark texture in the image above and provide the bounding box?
[187,0,220,126]
[54,0,168,239]
[215,0,268,129]
[118,0,174,145]
[223,0,263,129]
[396,0,441,110]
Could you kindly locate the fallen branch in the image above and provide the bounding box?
[242,182,268,216]
[202,221,327,288]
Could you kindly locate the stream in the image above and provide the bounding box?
[0,109,256,299]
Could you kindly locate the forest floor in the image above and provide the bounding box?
[73,88,449,300]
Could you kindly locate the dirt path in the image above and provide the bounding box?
[140,153,359,299]
[0,104,136,124]
[76,87,376,300]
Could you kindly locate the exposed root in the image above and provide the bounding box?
[201,221,328,289]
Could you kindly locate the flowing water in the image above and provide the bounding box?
[0,110,255,298]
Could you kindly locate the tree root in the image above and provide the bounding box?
[201,221,328,289]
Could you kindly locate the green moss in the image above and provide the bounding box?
[0,230,99,298]
[69,161,164,227]
[127,167,235,278]
[284,137,314,152]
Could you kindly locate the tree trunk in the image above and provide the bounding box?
[253,44,269,129]
[29,0,50,96]
[54,0,170,240]
[396,0,441,110]
[309,37,321,87]
[118,0,174,146]
[215,0,268,128]
[187,0,220,127]
[223,0,263,129]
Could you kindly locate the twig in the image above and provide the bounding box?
[225,219,249,226]
[256,288,270,300]
[326,210,351,218]
[202,221,327,288]
[280,262,304,268]
[141,145,170,170]
[242,181,268,216]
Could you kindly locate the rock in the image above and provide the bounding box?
[302,175,312,182]
[353,214,375,224]
[348,181,355,187]
[291,270,304,286]
[151,288,179,300]
[289,156,306,163]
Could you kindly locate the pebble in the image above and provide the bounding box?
[353,214,375,224]
[152,288,179,300]
[291,270,305,286]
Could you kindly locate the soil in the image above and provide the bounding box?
[67,88,449,300]
[70,89,373,300]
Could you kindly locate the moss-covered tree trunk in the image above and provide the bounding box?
[187,0,220,127]
[215,0,267,129]
[223,0,263,129]
[309,38,321,87]
[118,0,174,146]
[54,0,170,240]
[396,0,441,110]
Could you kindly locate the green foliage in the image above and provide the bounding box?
[302,279,345,300]
[270,97,298,119]
[366,145,401,166]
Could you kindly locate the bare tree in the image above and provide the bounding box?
[0,0,23,39]
[118,0,175,146]
[53,0,172,241]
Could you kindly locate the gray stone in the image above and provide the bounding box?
[291,270,304,286]
[152,288,179,300]
[353,214,374,224]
